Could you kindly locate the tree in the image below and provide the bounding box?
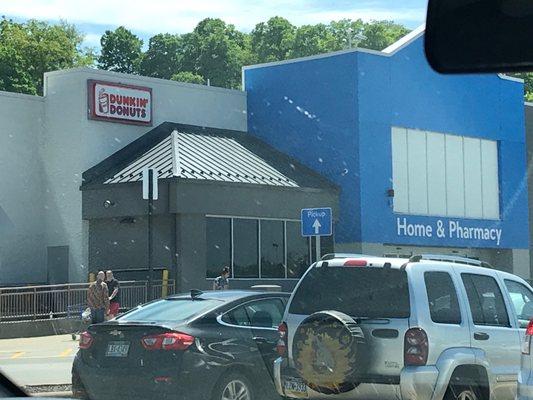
[98,26,142,74]
[0,18,93,95]
[512,73,533,101]
[360,20,410,51]
[140,33,184,79]
[171,71,205,84]
[180,18,251,88]
[251,17,295,63]
[290,24,338,58]
[328,19,365,50]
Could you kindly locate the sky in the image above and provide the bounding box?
[1,0,428,50]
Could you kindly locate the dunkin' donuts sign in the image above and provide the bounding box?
[88,80,152,125]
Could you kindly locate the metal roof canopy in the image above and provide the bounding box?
[82,122,338,191]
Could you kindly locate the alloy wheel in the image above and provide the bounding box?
[221,379,251,400]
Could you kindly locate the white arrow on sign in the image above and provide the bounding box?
[312,219,322,234]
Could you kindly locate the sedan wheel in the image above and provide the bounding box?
[221,379,251,400]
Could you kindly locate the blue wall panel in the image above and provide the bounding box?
[244,53,361,243]
[245,34,529,249]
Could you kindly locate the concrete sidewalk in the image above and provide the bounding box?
[0,334,78,386]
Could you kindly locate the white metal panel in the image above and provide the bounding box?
[426,132,447,216]
[391,127,409,213]
[445,135,465,217]
[463,137,483,218]
[481,140,500,219]
[407,129,428,214]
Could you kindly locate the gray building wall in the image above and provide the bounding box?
[0,91,46,284]
[40,68,247,282]
[83,179,339,291]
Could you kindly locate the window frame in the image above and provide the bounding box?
[217,297,288,330]
[424,271,462,325]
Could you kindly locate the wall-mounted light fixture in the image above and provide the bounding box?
[103,200,116,209]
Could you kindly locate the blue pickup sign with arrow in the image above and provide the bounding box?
[301,207,332,237]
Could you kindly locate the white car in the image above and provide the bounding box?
[275,254,533,400]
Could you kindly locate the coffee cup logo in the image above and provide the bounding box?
[98,88,109,114]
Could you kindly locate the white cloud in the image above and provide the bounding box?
[2,0,426,35]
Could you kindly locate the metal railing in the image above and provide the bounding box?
[0,280,175,322]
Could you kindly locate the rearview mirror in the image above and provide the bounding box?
[425,0,533,73]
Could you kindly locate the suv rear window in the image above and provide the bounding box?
[289,266,410,318]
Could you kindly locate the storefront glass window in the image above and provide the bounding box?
[260,220,285,278]
[206,217,231,278]
[233,219,259,278]
[286,221,310,278]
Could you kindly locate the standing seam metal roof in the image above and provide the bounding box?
[104,130,299,187]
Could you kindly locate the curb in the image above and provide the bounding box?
[32,391,73,398]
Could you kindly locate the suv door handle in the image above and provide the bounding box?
[474,332,490,341]
[252,336,268,343]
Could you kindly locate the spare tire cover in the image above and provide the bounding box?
[292,310,365,392]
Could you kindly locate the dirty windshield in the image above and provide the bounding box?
[1,1,532,400]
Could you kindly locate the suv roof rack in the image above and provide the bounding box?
[408,254,493,268]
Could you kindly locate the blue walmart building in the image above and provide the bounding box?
[244,26,531,278]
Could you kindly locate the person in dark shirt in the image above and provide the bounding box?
[213,266,230,290]
[105,270,120,319]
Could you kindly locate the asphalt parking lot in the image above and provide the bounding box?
[0,334,78,387]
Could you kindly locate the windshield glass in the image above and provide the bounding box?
[1,1,532,399]
[118,299,221,323]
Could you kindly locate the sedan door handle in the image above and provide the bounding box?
[474,332,490,341]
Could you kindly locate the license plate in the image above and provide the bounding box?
[283,377,308,397]
[105,341,130,357]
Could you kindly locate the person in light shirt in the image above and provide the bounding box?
[213,266,230,290]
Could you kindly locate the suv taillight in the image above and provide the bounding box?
[277,322,288,357]
[522,320,533,354]
[79,331,94,349]
[404,328,428,366]
[141,332,194,351]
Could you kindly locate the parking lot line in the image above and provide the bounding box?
[59,348,72,357]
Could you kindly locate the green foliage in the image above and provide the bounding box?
[328,19,365,48]
[359,20,410,50]
[0,18,93,95]
[180,18,251,89]
[98,26,143,74]
[251,17,296,63]
[290,24,338,58]
[171,71,205,84]
[522,74,533,102]
[140,34,184,79]
[8,16,530,99]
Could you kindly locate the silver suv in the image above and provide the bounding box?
[274,254,533,400]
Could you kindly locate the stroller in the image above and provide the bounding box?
[67,304,92,340]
